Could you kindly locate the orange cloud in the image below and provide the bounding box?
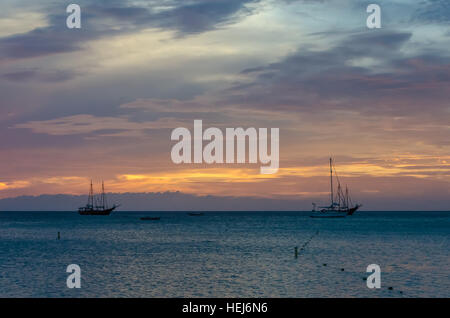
[0,180,31,191]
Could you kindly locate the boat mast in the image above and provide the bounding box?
[330,157,333,206]
[102,180,106,209]
[89,179,94,208]
[338,183,341,208]
[345,186,349,208]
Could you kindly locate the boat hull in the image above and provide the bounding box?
[346,205,360,216]
[310,214,346,218]
[310,205,360,218]
[78,207,116,215]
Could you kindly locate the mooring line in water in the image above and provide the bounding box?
[300,230,319,251]
[295,230,319,257]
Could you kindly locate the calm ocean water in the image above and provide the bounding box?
[0,211,448,298]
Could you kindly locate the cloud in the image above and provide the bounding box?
[0,180,31,191]
[232,30,449,116]
[0,18,87,60]
[0,0,259,61]
[14,114,190,136]
[2,68,77,82]
[413,0,450,23]
[152,0,259,35]
[120,97,212,113]
[0,11,48,38]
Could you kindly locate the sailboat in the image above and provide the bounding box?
[78,180,119,215]
[310,158,361,218]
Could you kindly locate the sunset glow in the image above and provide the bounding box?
[0,0,449,210]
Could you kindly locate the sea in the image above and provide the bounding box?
[0,211,448,298]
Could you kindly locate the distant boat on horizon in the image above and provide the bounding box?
[140,217,161,221]
[188,212,204,216]
[78,180,119,215]
[310,158,361,218]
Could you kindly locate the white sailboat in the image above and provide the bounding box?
[310,158,361,218]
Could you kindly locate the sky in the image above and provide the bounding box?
[0,0,449,210]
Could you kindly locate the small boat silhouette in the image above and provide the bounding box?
[188,212,204,216]
[140,217,161,221]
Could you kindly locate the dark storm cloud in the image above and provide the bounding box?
[0,0,258,61]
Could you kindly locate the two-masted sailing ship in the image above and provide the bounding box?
[78,180,119,215]
[310,158,361,218]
